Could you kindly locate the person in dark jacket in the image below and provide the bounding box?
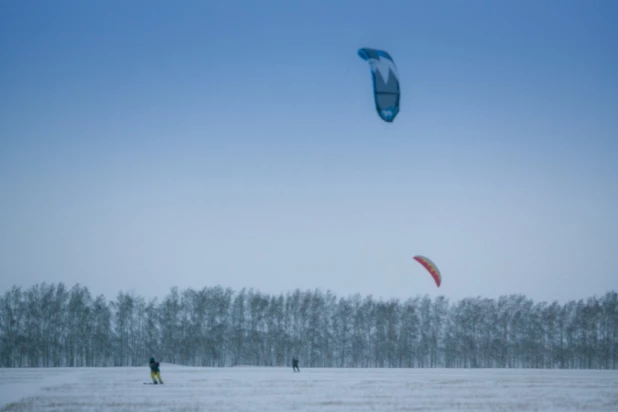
[292,357,300,372]
[149,356,164,384]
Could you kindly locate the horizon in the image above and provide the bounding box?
[3,280,616,305]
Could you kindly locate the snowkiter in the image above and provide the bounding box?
[292,358,300,372]
[149,357,164,384]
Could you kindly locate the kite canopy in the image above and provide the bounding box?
[413,255,442,287]
[357,47,401,122]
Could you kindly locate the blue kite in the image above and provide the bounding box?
[358,48,401,123]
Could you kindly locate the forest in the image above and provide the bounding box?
[1,283,616,369]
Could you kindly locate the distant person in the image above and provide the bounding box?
[292,357,300,372]
[149,357,164,384]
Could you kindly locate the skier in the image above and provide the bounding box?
[292,357,300,372]
[149,356,164,384]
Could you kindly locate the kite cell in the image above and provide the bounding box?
[357,47,401,122]
[413,255,442,287]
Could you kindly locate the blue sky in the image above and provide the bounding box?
[1,0,617,304]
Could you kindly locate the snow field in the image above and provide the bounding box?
[0,365,617,411]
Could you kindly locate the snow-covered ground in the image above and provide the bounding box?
[1,364,617,411]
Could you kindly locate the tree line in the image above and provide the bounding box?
[0,282,616,369]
